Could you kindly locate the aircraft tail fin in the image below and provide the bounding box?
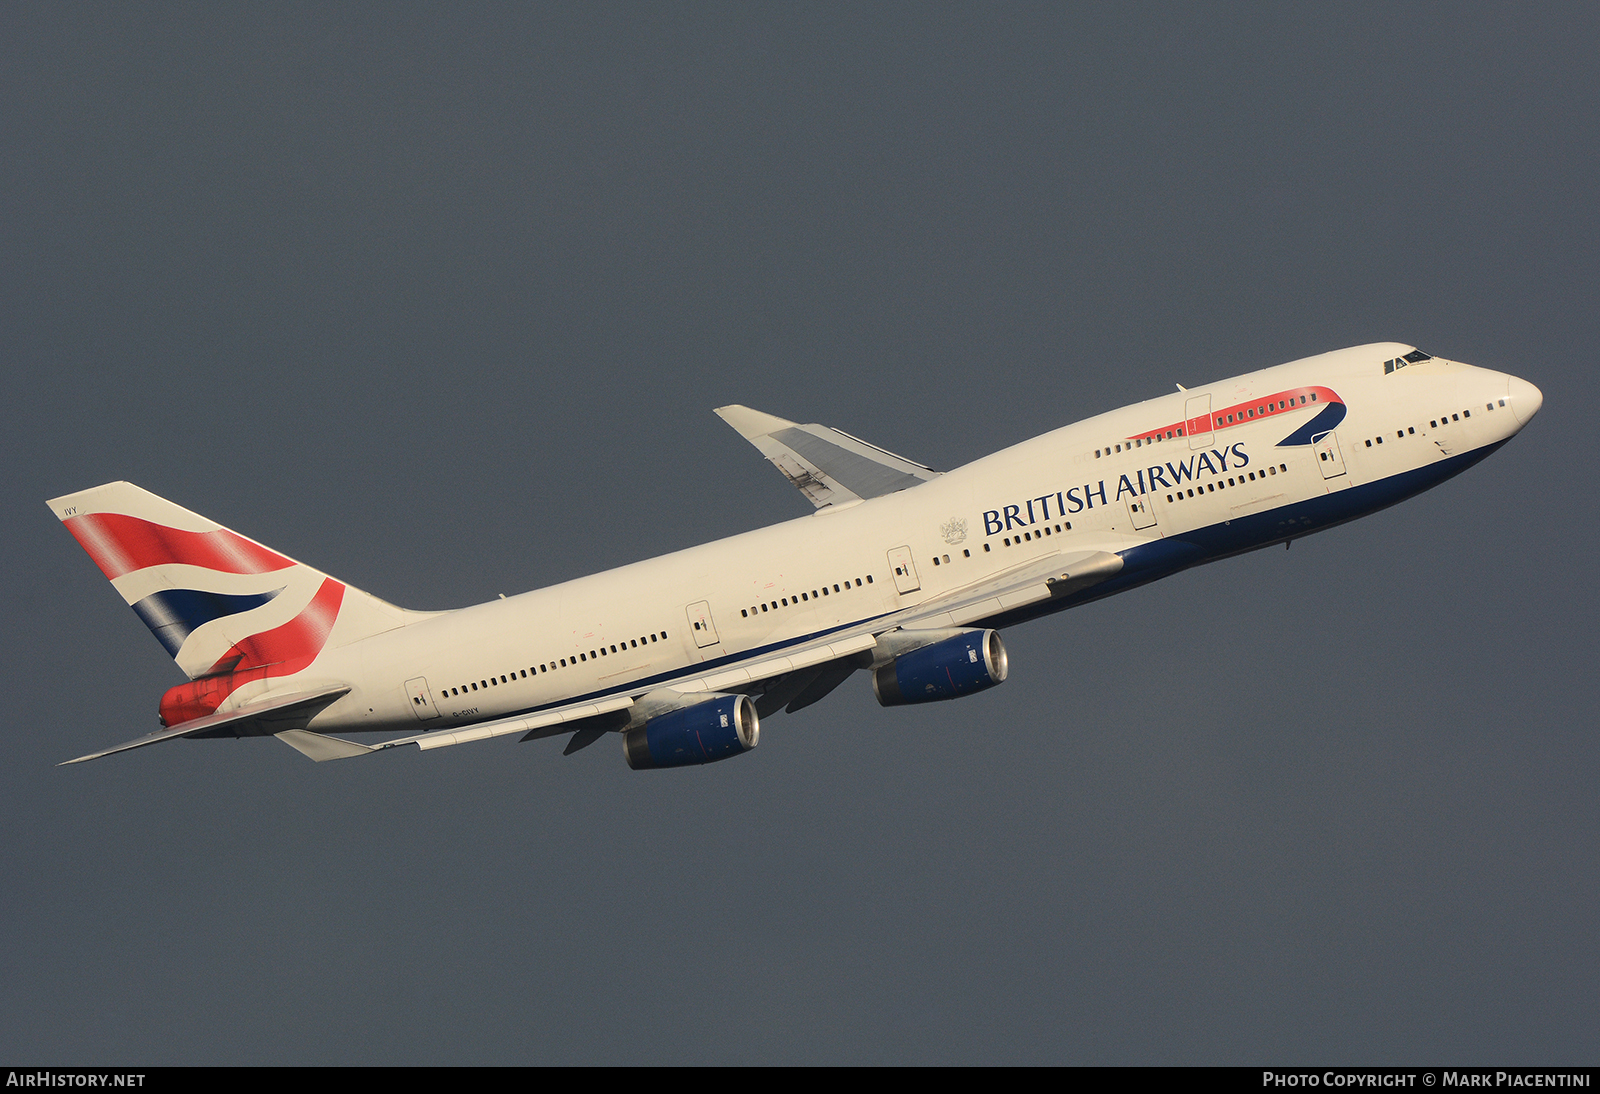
[48,482,429,681]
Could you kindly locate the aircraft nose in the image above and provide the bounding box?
[1507,375,1543,425]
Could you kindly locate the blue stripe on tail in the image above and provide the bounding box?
[131,588,284,657]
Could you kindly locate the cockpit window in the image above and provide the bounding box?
[1384,348,1435,375]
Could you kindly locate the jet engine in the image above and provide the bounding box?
[872,629,1009,706]
[623,694,760,770]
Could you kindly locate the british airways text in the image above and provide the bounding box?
[982,443,1251,535]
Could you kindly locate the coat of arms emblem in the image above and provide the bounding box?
[940,517,968,545]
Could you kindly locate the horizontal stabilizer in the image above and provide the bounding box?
[714,405,939,509]
[61,686,350,765]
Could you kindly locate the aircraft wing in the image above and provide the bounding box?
[366,631,881,757]
[340,548,1124,762]
[62,685,351,765]
[713,405,940,509]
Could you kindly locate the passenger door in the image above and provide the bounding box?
[686,601,721,648]
[887,546,921,594]
[405,677,440,720]
[1314,432,1347,480]
[1126,494,1158,530]
[1186,394,1213,450]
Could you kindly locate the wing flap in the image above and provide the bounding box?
[373,694,637,754]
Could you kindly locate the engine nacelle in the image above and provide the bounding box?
[623,694,760,770]
[872,629,1009,707]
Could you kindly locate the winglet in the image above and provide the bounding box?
[713,405,939,509]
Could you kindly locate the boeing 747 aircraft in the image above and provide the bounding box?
[49,343,1542,769]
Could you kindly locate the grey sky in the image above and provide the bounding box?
[3,4,1596,1063]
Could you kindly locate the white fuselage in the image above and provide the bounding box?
[294,343,1538,736]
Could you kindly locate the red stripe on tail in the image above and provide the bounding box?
[158,579,345,726]
[64,512,294,580]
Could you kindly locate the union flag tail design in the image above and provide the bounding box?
[48,482,419,686]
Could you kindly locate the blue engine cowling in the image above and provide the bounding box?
[623,694,760,770]
[872,629,1009,707]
